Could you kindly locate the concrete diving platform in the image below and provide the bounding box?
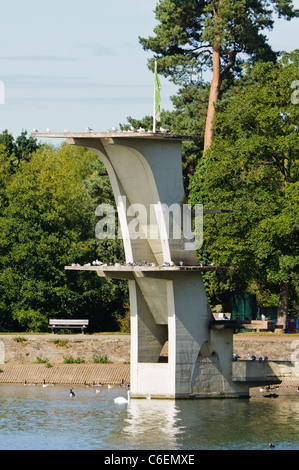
[34,130,281,398]
[65,264,227,280]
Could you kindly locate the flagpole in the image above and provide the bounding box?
[153,59,157,133]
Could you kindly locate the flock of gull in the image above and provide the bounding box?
[71,260,214,268]
[32,126,171,134]
[233,354,285,400]
[233,354,268,362]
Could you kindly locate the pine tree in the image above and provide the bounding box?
[139,0,299,150]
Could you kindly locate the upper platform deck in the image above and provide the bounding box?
[30,131,201,142]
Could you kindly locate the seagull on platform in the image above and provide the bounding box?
[138,127,145,133]
[92,260,103,266]
[46,128,53,132]
[179,261,184,266]
[86,126,93,132]
[130,126,136,131]
[112,126,118,132]
[159,126,170,133]
[32,128,38,133]
[210,262,215,266]
[64,128,70,133]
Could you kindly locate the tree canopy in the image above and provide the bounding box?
[189,51,299,327]
[0,133,127,332]
[139,0,299,149]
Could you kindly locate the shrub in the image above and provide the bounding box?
[93,355,112,364]
[63,356,85,364]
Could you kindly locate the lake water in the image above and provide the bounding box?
[0,383,298,451]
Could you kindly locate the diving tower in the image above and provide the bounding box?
[32,131,281,398]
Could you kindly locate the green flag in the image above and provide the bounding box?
[153,59,161,132]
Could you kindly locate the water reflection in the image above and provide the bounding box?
[0,384,298,450]
[123,399,184,449]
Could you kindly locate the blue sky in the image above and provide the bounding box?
[0,0,298,139]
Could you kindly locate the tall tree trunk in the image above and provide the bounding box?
[276,281,289,332]
[204,45,222,151]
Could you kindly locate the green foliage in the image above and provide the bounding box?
[189,51,299,315]
[13,336,27,343]
[139,0,298,84]
[140,0,299,152]
[52,339,68,347]
[0,129,41,171]
[116,302,131,333]
[93,355,112,364]
[35,357,47,364]
[63,356,85,364]
[0,135,128,332]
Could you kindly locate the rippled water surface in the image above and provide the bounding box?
[0,384,298,450]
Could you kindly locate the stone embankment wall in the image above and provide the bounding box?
[1,333,297,364]
[0,334,131,385]
[0,333,130,365]
[233,334,299,361]
[0,333,298,385]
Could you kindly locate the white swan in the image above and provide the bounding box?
[114,390,131,404]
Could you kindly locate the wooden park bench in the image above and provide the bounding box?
[49,319,89,334]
